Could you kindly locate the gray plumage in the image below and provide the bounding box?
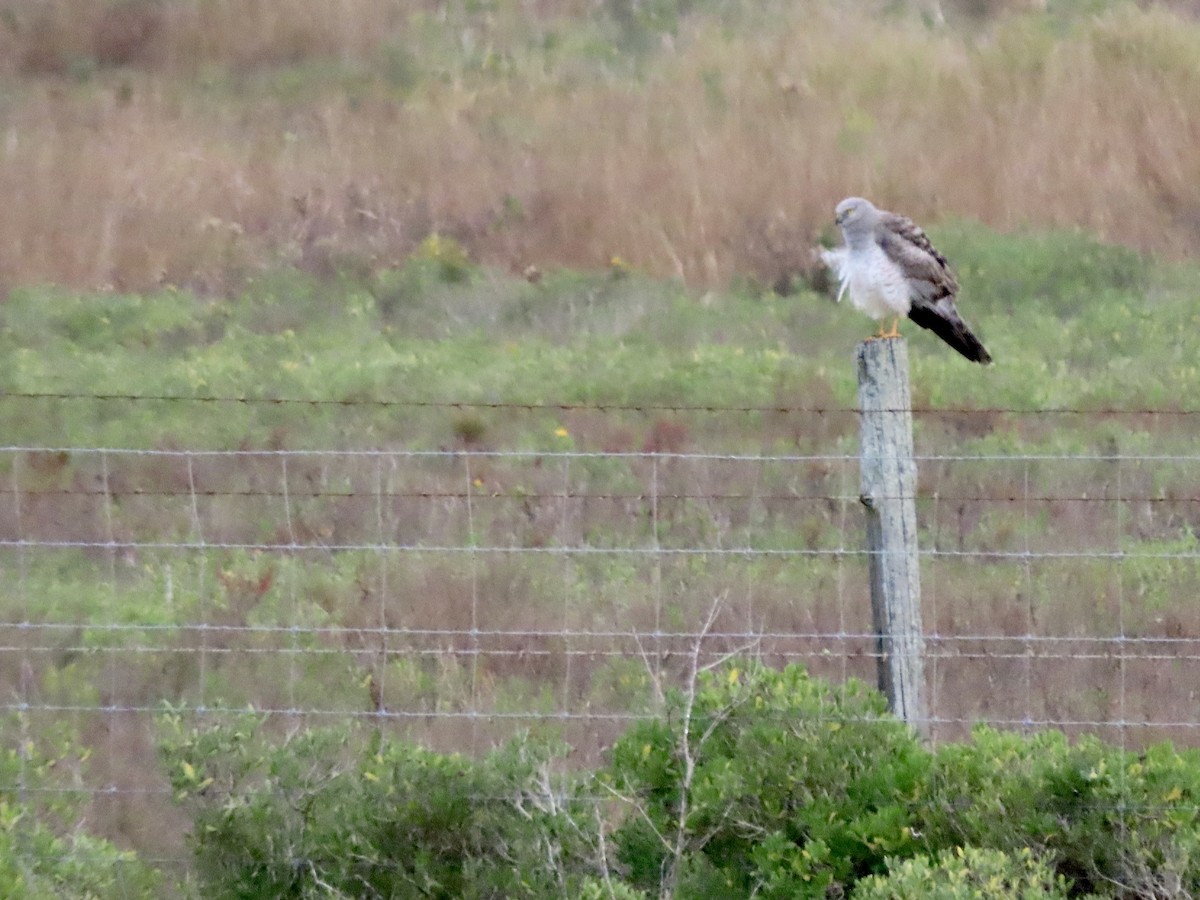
[821,197,992,364]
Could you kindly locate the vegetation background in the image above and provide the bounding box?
[3,0,1200,895]
[1,0,1199,294]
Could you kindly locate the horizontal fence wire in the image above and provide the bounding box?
[5,540,1200,560]
[7,445,1200,462]
[2,399,1200,877]
[6,389,1200,416]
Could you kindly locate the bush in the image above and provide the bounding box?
[851,846,1072,900]
[0,717,160,898]
[159,665,1200,898]
[159,712,598,899]
[920,727,1200,897]
[604,664,930,899]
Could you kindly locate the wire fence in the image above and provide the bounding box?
[3,398,1200,868]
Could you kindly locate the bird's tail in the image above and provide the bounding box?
[907,298,992,364]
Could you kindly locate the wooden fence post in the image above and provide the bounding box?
[856,338,927,735]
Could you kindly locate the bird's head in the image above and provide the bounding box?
[834,197,874,228]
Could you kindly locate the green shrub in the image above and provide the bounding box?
[605,663,930,899]
[851,846,1072,900]
[921,727,1200,897]
[579,877,651,899]
[0,717,160,898]
[159,666,1200,898]
[160,711,598,898]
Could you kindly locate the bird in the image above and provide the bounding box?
[819,197,992,364]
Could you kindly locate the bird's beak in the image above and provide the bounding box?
[834,211,845,226]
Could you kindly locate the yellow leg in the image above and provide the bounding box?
[880,316,901,339]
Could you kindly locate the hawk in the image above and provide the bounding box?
[820,197,992,364]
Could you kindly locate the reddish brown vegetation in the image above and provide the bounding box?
[0,4,1198,294]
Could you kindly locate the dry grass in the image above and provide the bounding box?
[1,2,1199,293]
[0,0,410,73]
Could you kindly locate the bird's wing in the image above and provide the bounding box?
[875,212,957,303]
[876,212,992,365]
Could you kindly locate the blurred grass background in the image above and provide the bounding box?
[0,0,1198,293]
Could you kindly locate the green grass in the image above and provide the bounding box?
[0,221,1190,446]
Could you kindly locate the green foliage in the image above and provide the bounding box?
[156,665,1200,898]
[851,846,1072,899]
[0,825,156,900]
[0,716,160,898]
[920,727,1200,897]
[579,878,650,899]
[159,711,596,898]
[606,664,929,898]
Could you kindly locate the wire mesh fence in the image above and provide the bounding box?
[3,397,1200,871]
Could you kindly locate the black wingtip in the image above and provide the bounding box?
[951,334,992,365]
[907,302,992,365]
[958,333,992,365]
[960,331,992,365]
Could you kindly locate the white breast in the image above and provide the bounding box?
[845,245,912,321]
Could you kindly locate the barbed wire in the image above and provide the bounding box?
[3,389,1200,416]
[2,537,1197,560]
[7,621,1199,645]
[4,624,1195,643]
[0,485,1194,504]
[3,445,1199,463]
[4,640,1197,663]
[6,647,1199,665]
